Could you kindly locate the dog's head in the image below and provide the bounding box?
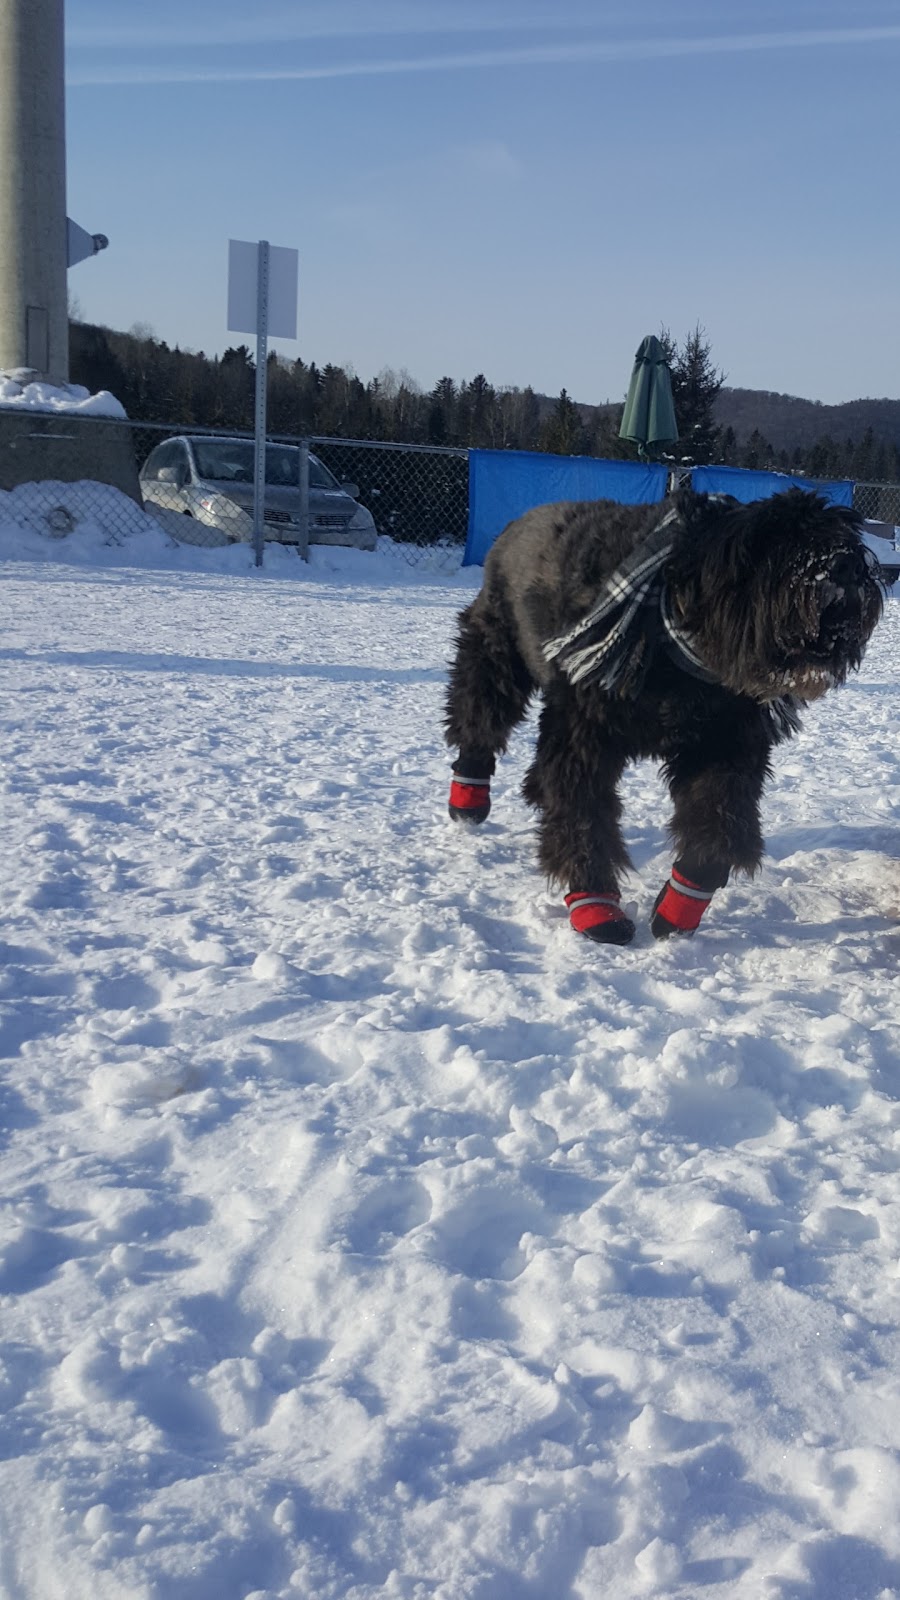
[668,488,885,701]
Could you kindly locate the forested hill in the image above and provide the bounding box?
[712,389,900,452]
[68,317,900,477]
[587,389,900,454]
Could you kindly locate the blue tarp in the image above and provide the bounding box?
[461,453,857,567]
[463,449,668,566]
[691,464,854,508]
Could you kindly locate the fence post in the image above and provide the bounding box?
[298,438,310,560]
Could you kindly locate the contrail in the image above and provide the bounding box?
[67,25,900,87]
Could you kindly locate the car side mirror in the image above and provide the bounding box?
[157,464,186,486]
[341,480,359,499]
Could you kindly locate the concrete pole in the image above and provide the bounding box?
[0,0,68,382]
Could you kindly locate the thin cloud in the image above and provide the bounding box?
[65,2,630,51]
[66,26,900,87]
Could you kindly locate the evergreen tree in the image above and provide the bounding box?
[124,328,178,420]
[590,404,629,460]
[344,373,373,439]
[659,324,724,463]
[427,377,457,445]
[851,426,879,481]
[462,374,497,448]
[807,435,840,479]
[293,360,323,434]
[69,321,131,411]
[172,346,202,426]
[267,353,300,435]
[213,345,255,430]
[540,389,588,455]
[741,429,774,470]
[719,425,739,465]
[319,364,356,436]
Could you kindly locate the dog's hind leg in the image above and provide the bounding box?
[444,587,535,824]
[654,722,772,937]
[524,690,635,944]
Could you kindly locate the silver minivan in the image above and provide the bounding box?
[139,434,377,549]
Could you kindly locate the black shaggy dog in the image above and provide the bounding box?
[444,488,884,944]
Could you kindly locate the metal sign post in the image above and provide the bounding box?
[226,238,299,567]
[252,241,270,567]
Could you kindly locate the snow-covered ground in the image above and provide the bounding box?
[2,486,900,1600]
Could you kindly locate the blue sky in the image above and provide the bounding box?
[65,1,900,406]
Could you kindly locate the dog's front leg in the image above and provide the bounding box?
[656,721,773,937]
[523,688,635,945]
[444,589,534,825]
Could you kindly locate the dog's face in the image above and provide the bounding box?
[670,489,885,702]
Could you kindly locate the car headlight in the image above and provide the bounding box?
[347,502,376,531]
[196,494,251,530]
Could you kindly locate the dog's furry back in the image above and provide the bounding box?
[480,497,668,687]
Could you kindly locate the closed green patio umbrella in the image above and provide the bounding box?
[619,334,678,459]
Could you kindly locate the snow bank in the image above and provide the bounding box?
[0,367,126,418]
[0,477,471,581]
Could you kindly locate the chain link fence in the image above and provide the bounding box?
[0,411,469,565]
[852,480,900,526]
[852,481,900,581]
[309,436,468,553]
[2,407,900,571]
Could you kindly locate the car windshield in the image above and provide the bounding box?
[191,440,342,491]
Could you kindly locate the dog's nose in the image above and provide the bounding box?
[829,550,866,589]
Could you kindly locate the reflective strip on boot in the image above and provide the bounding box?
[565,890,634,940]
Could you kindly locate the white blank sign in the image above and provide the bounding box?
[227,239,298,340]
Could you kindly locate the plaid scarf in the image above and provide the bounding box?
[542,505,802,738]
[543,507,683,695]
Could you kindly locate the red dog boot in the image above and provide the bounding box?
[651,867,717,939]
[448,772,491,825]
[565,891,636,945]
